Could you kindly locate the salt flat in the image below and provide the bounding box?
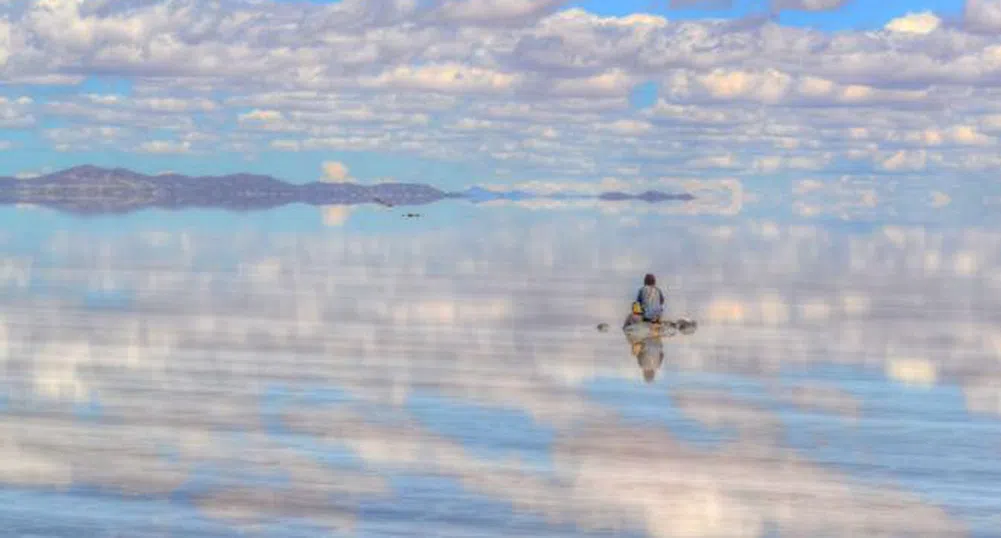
[0,193,998,538]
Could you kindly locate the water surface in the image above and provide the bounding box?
[1,191,999,537]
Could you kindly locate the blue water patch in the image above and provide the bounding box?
[356,474,643,538]
[0,203,327,248]
[585,376,735,450]
[259,383,364,470]
[588,364,1001,534]
[156,443,181,466]
[72,395,103,421]
[253,520,353,538]
[172,460,290,502]
[0,487,246,538]
[777,363,1001,536]
[405,390,556,472]
[82,288,133,310]
[665,370,772,401]
[295,385,356,407]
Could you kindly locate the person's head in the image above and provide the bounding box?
[644,273,656,286]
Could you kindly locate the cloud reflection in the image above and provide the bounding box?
[0,203,998,536]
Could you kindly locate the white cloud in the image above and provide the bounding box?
[0,20,10,67]
[3,215,1001,535]
[884,11,942,34]
[688,154,739,169]
[452,117,495,130]
[434,0,568,25]
[599,119,653,135]
[364,63,520,93]
[44,125,125,145]
[964,0,1001,33]
[270,139,302,151]
[753,154,829,172]
[909,125,991,146]
[2,0,1001,179]
[0,96,35,128]
[548,69,637,97]
[321,160,352,183]
[878,149,928,171]
[785,0,848,9]
[698,68,792,104]
[930,191,951,208]
[135,97,218,113]
[321,205,352,226]
[138,140,192,154]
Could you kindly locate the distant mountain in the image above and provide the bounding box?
[0,165,695,215]
[459,186,535,202]
[0,165,450,215]
[460,186,695,203]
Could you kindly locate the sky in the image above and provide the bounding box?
[1,0,999,189]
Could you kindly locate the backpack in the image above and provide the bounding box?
[636,286,663,318]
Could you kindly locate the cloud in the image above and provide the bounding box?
[752,154,830,172]
[930,191,952,208]
[662,0,734,9]
[662,69,932,107]
[773,0,850,10]
[661,0,851,12]
[44,97,202,130]
[964,0,1001,33]
[434,0,570,25]
[884,11,942,34]
[0,96,35,128]
[321,160,352,183]
[44,126,126,148]
[878,149,928,171]
[687,154,739,169]
[3,0,1001,179]
[598,119,653,135]
[238,109,283,122]
[138,140,192,154]
[363,63,521,94]
[901,125,992,146]
[0,19,10,67]
[3,212,1000,535]
[321,205,353,226]
[11,168,51,179]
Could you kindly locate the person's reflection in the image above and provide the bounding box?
[627,332,665,383]
[621,319,696,383]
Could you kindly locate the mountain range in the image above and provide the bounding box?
[0,166,694,215]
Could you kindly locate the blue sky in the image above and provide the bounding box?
[0,0,993,189]
[574,0,964,30]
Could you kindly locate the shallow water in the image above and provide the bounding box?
[1,192,1000,537]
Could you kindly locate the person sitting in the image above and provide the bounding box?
[635,273,665,323]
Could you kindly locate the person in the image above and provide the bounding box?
[635,273,665,323]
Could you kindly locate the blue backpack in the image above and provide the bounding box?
[636,286,663,319]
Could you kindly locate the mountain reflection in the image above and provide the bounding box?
[0,201,998,537]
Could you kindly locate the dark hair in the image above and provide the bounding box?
[644,273,656,286]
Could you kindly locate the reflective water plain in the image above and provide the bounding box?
[1,186,1000,538]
